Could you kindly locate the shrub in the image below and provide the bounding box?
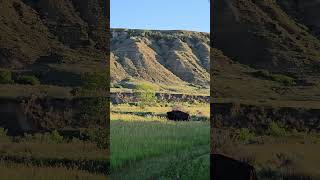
[254,70,270,77]
[270,74,295,86]
[0,70,14,84]
[253,70,295,85]
[191,115,208,122]
[80,70,108,92]
[131,81,159,92]
[79,97,108,127]
[267,122,287,137]
[136,91,157,108]
[49,130,64,143]
[0,128,8,137]
[22,131,64,144]
[135,83,158,91]
[22,94,73,130]
[291,128,299,134]
[85,128,108,149]
[234,128,255,143]
[79,70,108,126]
[16,75,40,85]
[113,84,122,88]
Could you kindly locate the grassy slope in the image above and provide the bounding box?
[0,0,108,178]
[0,0,106,98]
[212,0,320,107]
[214,0,320,73]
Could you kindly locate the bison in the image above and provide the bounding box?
[166,110,190,121]
[211,154,257,180]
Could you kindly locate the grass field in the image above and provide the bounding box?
[0,162,106,180]
[213,128,320,179]
[0,129,108,179]
[110,103,210,179]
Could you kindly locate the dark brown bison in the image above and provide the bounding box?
[211,154,257,180]
[166,110,190,121]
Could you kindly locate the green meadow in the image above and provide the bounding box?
[110,103,210,179]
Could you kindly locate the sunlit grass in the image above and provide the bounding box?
[110,103,210,169]
[111,103,210,117]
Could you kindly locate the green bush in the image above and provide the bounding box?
[79,97,108,127]
[85,128,108,149]
[0,128,10,142]
[0,70,14,84]
[135,83,158,91]
[0,128,8,137]
[16,75,40,85]
[113,84,122,88]
[81,70,108,91]
[22,131,64,144]
[25,132,62,143]
[267,122,287,137]
[253,70,295,85]
[136,91,157,108]
[49,130,64,143]
[79,71,108,126]
[254,70,270,77]
[234,128,255,143]
[270,74,295,85]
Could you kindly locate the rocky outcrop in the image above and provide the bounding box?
[111,29,210,86]
[110,92,210,104]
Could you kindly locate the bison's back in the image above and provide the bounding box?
[166,110,190,121]
[211,154,257,180]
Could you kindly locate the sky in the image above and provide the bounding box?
[111,0,210,33]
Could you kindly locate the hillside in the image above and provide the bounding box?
[213,0,320,74]
[212,0,320,104]
[278,0,320,38]
[0,0,107,97]
[1,0,320,100]
[0,0,106,68]
[111,29,210,86]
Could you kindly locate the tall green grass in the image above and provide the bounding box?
[110,104,210,169]
[111,120,209,168]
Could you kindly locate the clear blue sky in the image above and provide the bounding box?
[111,0,210,32]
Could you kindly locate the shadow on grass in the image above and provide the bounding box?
[0,155,109,175]
[257,167,318,180]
